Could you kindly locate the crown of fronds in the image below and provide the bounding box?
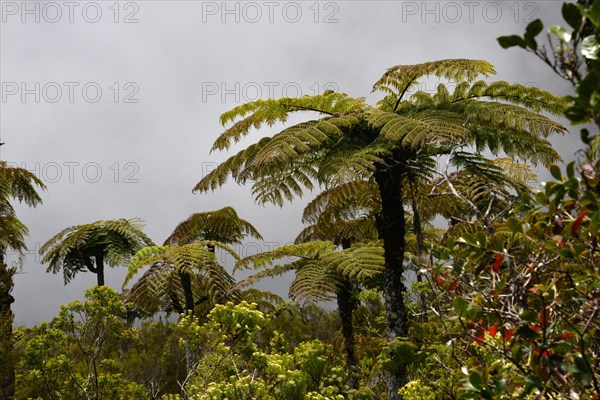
[39,218,154,284]
[231,240,384,304]
[194,59,566,207]
[0,215,29,252]
[124,241,238,315]
[164,207,262,245]
[0,161,45,253]
[0,161,45,207]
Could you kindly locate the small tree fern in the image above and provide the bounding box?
[124,207,263,318]
[39,218,154,286]
[124,241,239,317]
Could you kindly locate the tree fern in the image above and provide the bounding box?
[124,242,237,317]
[39,219,154,286]
[0,161,45,399]
[192,59,567,399]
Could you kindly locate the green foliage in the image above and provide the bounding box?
[0,161,46,253]
[176,301,373,400]
[233,240,383,304]
[398,380,437,400]
[16,286,147,399]
[432,162,600,398]
[0,160,46,399]
[498,1,600,127]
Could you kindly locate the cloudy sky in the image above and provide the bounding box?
[1,0,580,325]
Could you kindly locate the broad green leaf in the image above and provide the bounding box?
[497,35,526,49]
[519,310,538,323]
[582,35,600,60]
[469,371,483,390]
[577,71,600,104]
[550,164,562,180]
[567,161,576,179]
[524,20,544,50]
[562,3,582,30]
[453,296,468,314]
[584,0,600,27]
[524,374,543,389]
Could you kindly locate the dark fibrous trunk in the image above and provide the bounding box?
[336,279,358,389]
[374,161,409,400]
[96,251,105,287]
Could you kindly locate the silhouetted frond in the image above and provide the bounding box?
[164,207,262,245]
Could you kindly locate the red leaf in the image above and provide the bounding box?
[437,276,446,286]
[492,254,503,272]
[447,278,460,292]
[571,210,589,238]
[489,325,498,337]
[474,328,485,345]
[533,348,553,357]
[530,324,541,333]
[559,332,575,340]
[504,328,514,342]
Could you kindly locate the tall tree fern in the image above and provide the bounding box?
[193,59,567,398]
[0,160,45,399]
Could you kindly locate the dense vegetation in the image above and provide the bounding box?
[1,1,599,398]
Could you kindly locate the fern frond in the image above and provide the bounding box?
[194,137,273,193]
[301,180,379,225]
[233,241,336,273]
[372,59,495,102]
[449,81,569,115]
[250,161,319,207]
[228,263,297,293]
[0,161,46,208]
[321,241,384,282]
[213,92,365,151]
[289,259,338,304]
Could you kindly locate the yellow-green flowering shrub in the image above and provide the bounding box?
[177,301,369,400]
[397,380,436,400]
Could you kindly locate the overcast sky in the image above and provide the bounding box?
[1,0,581,325]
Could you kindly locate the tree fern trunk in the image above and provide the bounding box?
[409,177,428,323]
[336,279,358,389]
[96,251,105,286]
[179,271,195,315]
[0,248,16,399]
[338,238,358,389]
[374,165,409,400]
